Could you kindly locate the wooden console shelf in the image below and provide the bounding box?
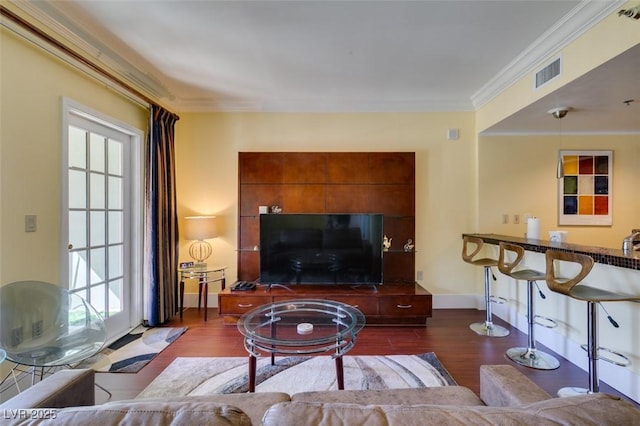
[218,283,432,326]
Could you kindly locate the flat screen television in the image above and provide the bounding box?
[259,213,384,285]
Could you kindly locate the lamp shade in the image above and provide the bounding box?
[184,216,218,241]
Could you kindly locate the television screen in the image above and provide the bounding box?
[259,214,384,285]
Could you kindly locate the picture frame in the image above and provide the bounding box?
[558,150,612,226]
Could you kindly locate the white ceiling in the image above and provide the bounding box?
[13,0,640,134]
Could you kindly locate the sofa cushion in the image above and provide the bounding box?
[262,394,640,426]
[4,400,251,426]
[135,393,290,426]
[292,386,483,406]
[480,364,551,406]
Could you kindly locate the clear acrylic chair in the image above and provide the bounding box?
[0,280,110,396]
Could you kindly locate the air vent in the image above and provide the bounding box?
[535,57,561,89]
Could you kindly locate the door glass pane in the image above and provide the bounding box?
[69,251,88,290]
[89,133,105,173]
[69,126,86,169]
[68,170,86,209]
[108,139,123,176]
[69,211,86,248]
[108,211,123,244]
[90,284,106,315]
[109,245,123,278]
[90,211,105,246]
[109,279,123,314]
[108,176,123,209]
[90,247,105,284]
[90,173,105,209]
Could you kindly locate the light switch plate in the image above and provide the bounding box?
[25,215,37,232]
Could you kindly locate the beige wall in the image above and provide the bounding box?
[0,29,148,284]
[175,112,479,298]
[479,134,640,248]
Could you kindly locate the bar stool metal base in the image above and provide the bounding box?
[469,263,510,338]
[557,387,590,397]
[506,347,560,370]
[470,322,510,337]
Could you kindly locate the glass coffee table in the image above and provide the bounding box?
[237,299,365,392]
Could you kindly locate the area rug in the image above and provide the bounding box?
[75,325,187,373]
[137,352,455,397]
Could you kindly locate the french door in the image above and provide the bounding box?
[62,99,143,340]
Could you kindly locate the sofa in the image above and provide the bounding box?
[1,364,638,425]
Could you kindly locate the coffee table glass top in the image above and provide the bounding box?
[237,299,365,350]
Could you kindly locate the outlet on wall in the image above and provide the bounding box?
[25,215,37,232]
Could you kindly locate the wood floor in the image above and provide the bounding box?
[95,307,638,407]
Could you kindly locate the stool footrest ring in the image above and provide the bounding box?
[533,315,558,329]
[580,344,631,367]
[489,295,507,305]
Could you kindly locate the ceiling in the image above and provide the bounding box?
[11,0,640,134]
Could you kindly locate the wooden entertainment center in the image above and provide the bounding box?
[218,152,432,325]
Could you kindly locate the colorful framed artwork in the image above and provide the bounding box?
[558,150,612,226]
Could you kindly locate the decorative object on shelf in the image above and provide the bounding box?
[258,206,269,214]
[403,239,414,252]
[184,215,218,266]
[271,205,282,214]
[179,261,195,269]
[383,235,392,251]
[557,150,612,226]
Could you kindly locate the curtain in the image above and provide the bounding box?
[144,105,180,326]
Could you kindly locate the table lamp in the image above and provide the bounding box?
[184,216,218,266]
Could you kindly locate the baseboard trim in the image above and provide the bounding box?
[432,294,481,309]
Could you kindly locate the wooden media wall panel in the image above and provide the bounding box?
[224,152,431,325]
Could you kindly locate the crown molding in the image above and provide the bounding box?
[471,0,626,109]
[171,98,475,113]
[9,0,172,101]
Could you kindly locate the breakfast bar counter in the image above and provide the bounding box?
[462,233,640,271]
[462,233,640,404]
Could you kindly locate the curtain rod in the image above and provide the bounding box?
[1,5,177,116]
